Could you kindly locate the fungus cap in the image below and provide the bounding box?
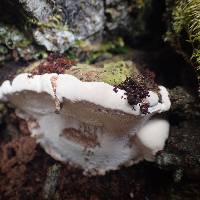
[0,61,171,175]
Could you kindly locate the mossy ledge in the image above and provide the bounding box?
[23,54,139,86]
[165,0,200,95]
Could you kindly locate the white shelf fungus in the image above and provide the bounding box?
[0,72,171,175]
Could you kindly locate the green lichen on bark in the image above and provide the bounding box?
[0,23,33,61]
[0,23,47,62]
[0,23,31,48]
[165,0,200,94]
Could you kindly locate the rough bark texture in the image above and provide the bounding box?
[0,0,164,56]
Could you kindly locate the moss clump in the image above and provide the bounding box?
[100,61,135,85]
[165,0,200,94]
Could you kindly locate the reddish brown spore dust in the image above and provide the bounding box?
[113,68,159,115]
[114,77,150,115]
[32,53,76,75]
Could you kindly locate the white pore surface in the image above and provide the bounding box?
[0,73,171,174]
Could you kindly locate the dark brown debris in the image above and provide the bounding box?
[113,69,159,115]
[0,136,37,173]
[114,77,150,115]
[0,136,37,199]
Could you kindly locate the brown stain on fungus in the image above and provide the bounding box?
[61,128,100,148]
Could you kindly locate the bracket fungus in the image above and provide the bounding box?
[0,55,171,175]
